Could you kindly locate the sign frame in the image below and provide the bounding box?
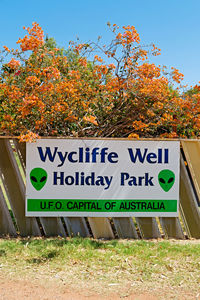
[26,138,180,217]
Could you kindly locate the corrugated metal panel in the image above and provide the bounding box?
[113,217,138,239]
[88,217,115,239]
[0,139,41,236]
[135,217,161,239]
[179,154,200,238]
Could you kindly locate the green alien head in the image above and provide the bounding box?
[30,168,48,191]
[158,169,175,192]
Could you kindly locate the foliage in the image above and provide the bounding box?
[0,22,200,141]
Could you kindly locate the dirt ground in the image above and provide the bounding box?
[0,275,156,300]
[0,274,199,300]
[0,280,155,300]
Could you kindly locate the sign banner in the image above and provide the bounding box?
[26,139,180,217]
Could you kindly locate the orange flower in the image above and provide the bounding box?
[17,22,44,51]
[19,131,40,142]
[83,115,98,126]
[3,46,10,52]
[7,58,20,69]
[128,133,140,139]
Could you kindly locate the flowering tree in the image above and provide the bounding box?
[0,22,199,141]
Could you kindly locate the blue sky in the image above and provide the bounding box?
[0,0,199,88]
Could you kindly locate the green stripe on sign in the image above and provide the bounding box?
[27,199,177,212]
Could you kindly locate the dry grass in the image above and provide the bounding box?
[0,237,199,299]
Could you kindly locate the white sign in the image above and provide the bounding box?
[26,139,180,217]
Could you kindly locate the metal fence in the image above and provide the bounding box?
[0,138,199,239]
